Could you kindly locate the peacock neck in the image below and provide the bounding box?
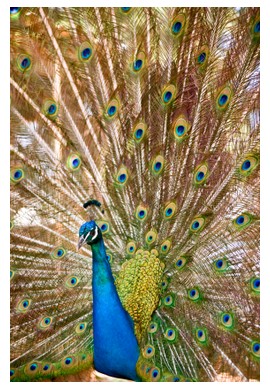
[91,237,140,381]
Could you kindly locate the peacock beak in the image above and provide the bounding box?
[77,232,90,250]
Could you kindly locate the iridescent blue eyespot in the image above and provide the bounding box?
[133,59,143,71]
[198,330,203,338]
[72,158,80,168]
[176,125,185,135]
[176,259,182,267]
[198,52,206,64]
[65,358,72,365]
[218,94,228,106]
[216,260,223,268]
[154,162,162,172]
[119,173,126,182]
[172,21,182,34]
[10,7,20,14]
[121,7,131,12]
[138,210,145,218]
[223,314,230,323]
[108,105,116,116]
[43,364,49,371]
[101,224,107,231]
[135,129,143,139]
[44,318,50,325]
[57,249,64,257]
[80,324,85,330]
[21,57,31,70]
[192,221,200,230]
[168,330,173,336]
[30,364,37,371]
[10,370,15,377]
[48,104,57,115]
[254,21,260,33]
[23,300,29,308]
[253,278,260,289]
[236,215,244,225]
[241,160,251,171]
[164,91,172,103]
[253,343,260,353]
[129,246,134,252]
[82,47,92,59]
[196,171,205,181]
[14,170,22,179]
[165,208,172,216]
[190,289,196,297]
[152,369,159,378]
[70,277,77,285]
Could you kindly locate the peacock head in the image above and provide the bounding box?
[78,220,102,249]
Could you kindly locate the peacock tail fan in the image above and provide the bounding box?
[10,7,259,382]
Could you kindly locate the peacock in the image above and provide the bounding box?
[10,6,260,382]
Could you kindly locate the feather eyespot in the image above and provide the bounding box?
[187,287,202,302]
[115,166,129,186]
[251,16,260,39]
[10,168,24,184]
[78,42,93,62]
[10,369,16,379]
[51,246,66,259]
[24,362,40,376]
[61,356,77,370]
[189,216,206,233]
[65,276,80,288]
[126,241,136,255]
[171,14,186,37]
[17,298,31,313]
[220,312,235,330]
[43,99,58,119]
[149,367,161,381]
[105,98,120,119]
[175,256,188,270]
[172,115,191,142]
[213,257,229,272]
[251,341,260,358]
[39,316,53,330]
[145,229,158,245]
[143,345,155,358]
[162,84,177,105]
[135,205,148,221]
[120,7,132,13]
[133,122,147,143]
[163,202,177,220]
[165,328,177,342]
[10,7,21,18]
[17,54,32,72]
[131,52,146,74]
[151,155,165,176]
[75,322,87,334]
[148,321,158,333]
[239,154,259,177]
[195,327,208,345]
[232,213,254,230]
[250,277,260,294]
[216,86,232,111]
[195,45,209,69]
[163,293,175,307]
[67,153,82,171]
[160,239,171,254]
[96,220,110,235]
[193,163,209,185]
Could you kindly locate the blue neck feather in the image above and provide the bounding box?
[91,237,140,381]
